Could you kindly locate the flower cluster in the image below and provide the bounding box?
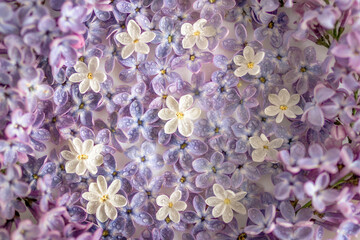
[1,0,360,239]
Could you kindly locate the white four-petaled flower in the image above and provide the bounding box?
[181,18,216,50]
[264,88,303,123]
[158,94,201,137]
[69,57,107,94]
[82,175,127,222]
[233,46,265,77]
[115,20,156,59]
[249,134,283,162]
[156,190,187,223]
[60,138,103,175]
[205,184,247,223]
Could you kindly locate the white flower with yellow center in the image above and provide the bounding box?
[82,175,127,222]
[69,57,107,94]
[155,190,187,223]
[264,88,303,123]
[249,134,283,162]
[205,184,247,223]
[233,46,265,77]
[181,18,216,50]
[158,94,201,137]
[60,138,103,175]
[115,20,156,59]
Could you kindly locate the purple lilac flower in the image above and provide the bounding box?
[274,172,306,201]
[332,31,360,73]
[206,14,228,51]
[278,142,306,174]
[131,173,163,204]
[250,0,279,24]
[56,192,87,223]
[231,118,261,154]
[171,49,213,73]
[210,71,238,110]
[230,153,261,189]
[0,139,33,166]
[194,110,235,139]
[118,54,149,83]
[98,76,127,113]
[116,0,151,21]
[274,225,314,240]
[83,0,113,21]
[193,0,235,20]
[10,220,41,240]
[58,1,87,34]
[5,109,34,142]
[244,205,276,235]
[276,201,313,228]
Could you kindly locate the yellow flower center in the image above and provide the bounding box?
[77,154,88,160]
[87,73,93,79]
[259,77,266,83]
[247,62,254,69]
[237,81,242,88]
[280,105,288,110]
[168,202,173,208]
[209,0,216,3]
[79,56,85,62]
[176,112,184,119]
[193,31,201,36]
[162,94,168,99]
[133,39,139,43]
[263,145,269,149]
[160,69,166,75]
[180,176,186,183]
[224,198,231,204]
[167,35,173,43]
[190,55,196,61]
[100,194,109,202]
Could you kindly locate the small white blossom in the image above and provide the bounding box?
[249,134,283,162]
[158,94,201,137]
[60,138,103,175]
[156,190,187,223]
[69,57,106,94]
[233,46,265,77]
[205,184,247,223]
[82,175,127,222]
[181,18,216,50]
[115,20,156,59]
[264,88,303,123]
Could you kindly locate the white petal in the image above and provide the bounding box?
[111,194,127,207]
[97,175,108,195]
[60,150,76,161]
[182,36,196,49]
[205,196,222,206]
[93,72,107,83]
[249,136,264,149]
[121,44,135,59]
[267,149,278,160]
[184,108,201,120]
[158,109,176,120]
[156,195,170,207]
[170,190,182,202]
[269,138,283,148]
[248,65,260,75]
[82,192,99,202]
[139,31,156,43]
[213,184,226,200]
[284,109,297,119]
[181,23,193,35]
[253,51,265,64]
[156,206,169,220]
[196,36,208,50]
[243,46,255,61]
[287,94,300,106]
[69,73,87,83]
[193,18,207,30]
[234,65,248,77]
[260,134,269,143]
[75,160,87,175]
[65,160,78,173]
[89,182,101,195]
[82,139,94,154]
[252,149,267,162]
[169,208,180,223]
[90,79,100,92]
[178,118,194,137]
[74,61,88,73]
[127,20,141,40]
[264,106,280,116]
[202,26,216,37]
[179,94,194,112]
[87,163,98,175]
[276,111,285,123]
[289,105,303,115]
[268,93,281,106]
[116,32,132,45]
[72,138,83,153]
[105,201,117,220]
[233,55,247,66]
[212,203,225,218]
[173,201,187,211]
[79,79,90,94]
[135,42,150,54]
[88,57,99,73]
[278,88,290,103]
[86,201,100,214]
[166,96,179,112]
[96,203,108,222]
[222,205,234,223]
[107,179,121,195]
[233,191,247,201]
[92,155,103,166]
[164,118,178,134]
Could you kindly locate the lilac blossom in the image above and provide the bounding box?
[274,225,314,240]
[250,0,279,24]
[193,0,235,20]
[194,110,235,139]
[278,142,306,174]
[58,1,87,34]
[118,54,149,83]
[274,172,307,201]
[116,0,151,21]
[5,109,34,142]
[231,118,261,154]
[0,139,33,166]
[276,201,313,228]
[244,205,276,235]
[230,153,261,189]
[171,49,213,73]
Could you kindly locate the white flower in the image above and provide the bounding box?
[264,88,304,123]
[155,190,187,223]
[233,46,265,77]
[60,138,103,175]
[115,20,156,59]
[158,94,201,137]
[181,18,216,50]
[205,184,247,223]
[82,175,127,222]
[69,57,107,94]
[249,134,283,162]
